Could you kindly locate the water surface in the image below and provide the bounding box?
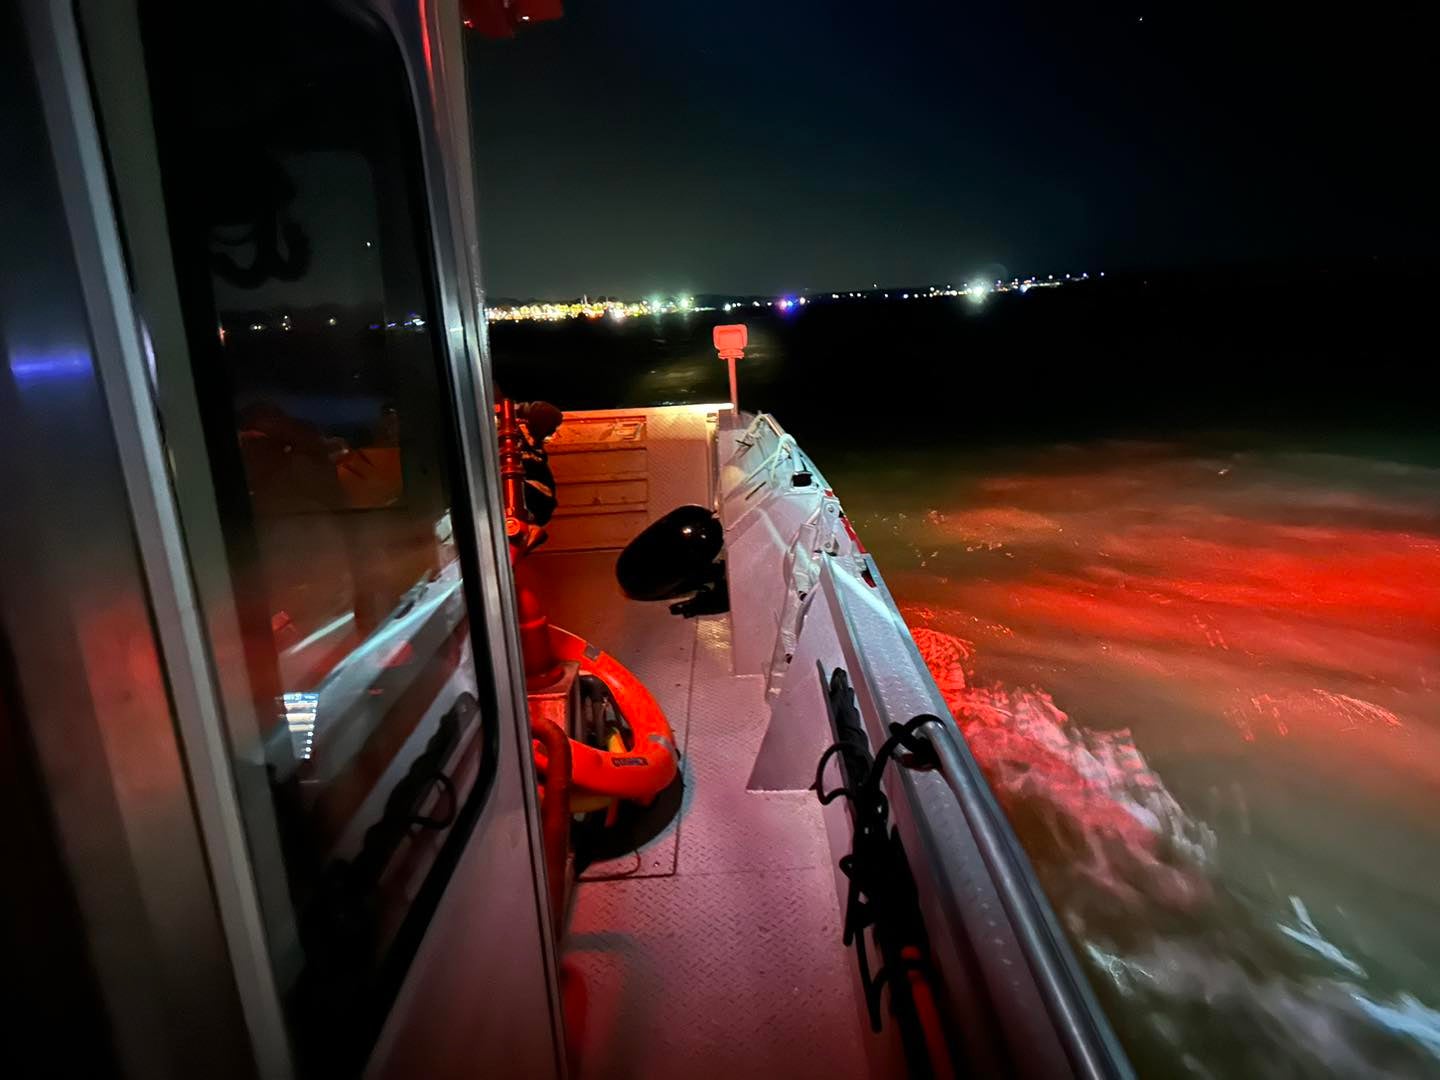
[828,440,1440,1076]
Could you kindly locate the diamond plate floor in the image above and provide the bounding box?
[563,867,865,1080]
[539,580,869,1077]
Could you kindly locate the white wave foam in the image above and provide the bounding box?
[1351,991,1440,1060]
[913,628,1215,894]
[951,680,1215,907]
[1279,896,1367,978]
[1086,938,1440,1075]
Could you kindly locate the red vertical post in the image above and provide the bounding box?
[713,323,749,416]
[497,397,561,685]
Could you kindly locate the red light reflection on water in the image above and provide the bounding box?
[913,625,1214,908]
[892,451,1440,744]
[855,445,1440,1070]
[879,447,1440,906]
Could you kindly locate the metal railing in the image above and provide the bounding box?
[817,537,1132,1078]
[727,408,1132,1077]
[807,497,1131,1078]
[914,715,1133,1079]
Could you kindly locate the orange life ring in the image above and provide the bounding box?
[532,625,679,807]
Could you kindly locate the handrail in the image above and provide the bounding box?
[730,409,1131,1078]
[733,412,820,490]
[814,546,1131,1077]
[732,411,800,461]
[751,411,787,439]
[816,538,1130,1077]
[913,716,1133,1080]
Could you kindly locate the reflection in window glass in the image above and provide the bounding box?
[143,3,490,1068]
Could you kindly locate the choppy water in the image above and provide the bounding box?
[828,441,1440,1076]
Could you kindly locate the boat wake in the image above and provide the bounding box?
[912,625,1213,913]
[1082,935,1440,1077]
[909,620,1440,1076]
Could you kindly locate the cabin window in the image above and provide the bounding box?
[140,2,492,1067]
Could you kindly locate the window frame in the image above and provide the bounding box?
[51,0,565,1073]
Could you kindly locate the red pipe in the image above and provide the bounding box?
[496,397,529,545]
[499,397,570,924]
[529,712,572,931]
[901,945,956,1077]
[498,397,562,686]
[513,556,563,687]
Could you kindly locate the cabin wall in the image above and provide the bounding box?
[2,6,255,1074]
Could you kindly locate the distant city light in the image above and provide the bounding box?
[479,271,1097,324]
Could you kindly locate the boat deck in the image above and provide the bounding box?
[528,405,874,1078]
[529,553,869,1079]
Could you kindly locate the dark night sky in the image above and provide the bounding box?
[468,2,1429,298]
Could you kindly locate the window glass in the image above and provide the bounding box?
[142,3,490,1067]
